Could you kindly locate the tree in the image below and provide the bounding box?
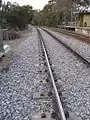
[0,1,34,29]
[0,0,2,7]
[33,2,64,27]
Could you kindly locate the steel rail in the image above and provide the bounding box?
[37,28,66,120]
[51,28,90,42]
[42,28,90,66]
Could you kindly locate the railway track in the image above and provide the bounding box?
[41,28,90,66]
[50,28,90,44]
[37,28,66,120]
[36,28,82,120]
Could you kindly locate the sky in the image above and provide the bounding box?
[5,0,49,10]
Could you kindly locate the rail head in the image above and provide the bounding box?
[37,27,66,120]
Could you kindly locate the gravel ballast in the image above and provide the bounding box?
[43,28,90,63]
[39,28,90,120]
[0,27,53,120]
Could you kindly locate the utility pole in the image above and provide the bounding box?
[0,27,4,57]
[0,0,4,57]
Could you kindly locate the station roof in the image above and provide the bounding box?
[74,6,90,14]
[74,11,90,14]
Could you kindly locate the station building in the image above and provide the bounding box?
[76,12,90,27]
[75,11,90,36]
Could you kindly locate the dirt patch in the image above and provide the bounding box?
[8,29,21,40]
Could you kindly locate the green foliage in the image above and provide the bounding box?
[33,2,64,27]
[0,0,2,7]
[0,2,33,29]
